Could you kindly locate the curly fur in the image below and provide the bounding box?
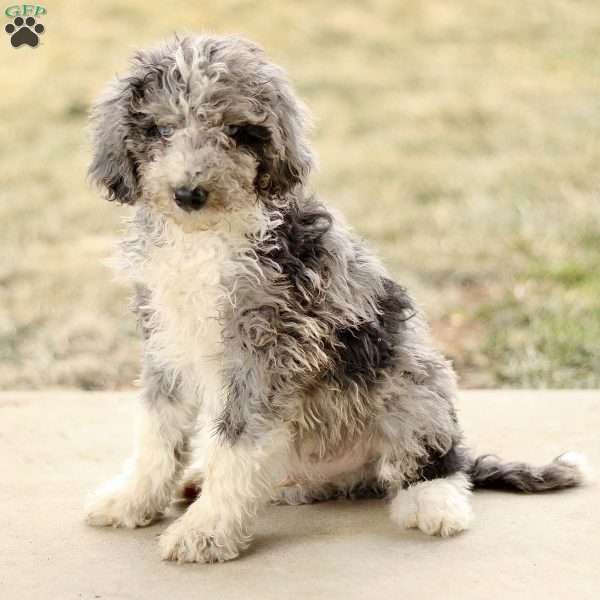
[84,34,590,564]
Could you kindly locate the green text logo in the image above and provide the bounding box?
[5,4,46,17]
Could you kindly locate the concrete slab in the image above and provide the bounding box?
[0,390,598,599]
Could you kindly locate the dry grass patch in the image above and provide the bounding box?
[1,0,599,389]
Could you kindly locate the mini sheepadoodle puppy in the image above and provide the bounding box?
[85,34,589,564]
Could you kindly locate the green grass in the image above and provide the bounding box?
[1,0,599,389]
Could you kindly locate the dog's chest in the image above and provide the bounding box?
[139,228,235,389]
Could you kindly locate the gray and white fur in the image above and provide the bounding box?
[84,34,590,563]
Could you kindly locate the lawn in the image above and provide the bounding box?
[1,0,599,389]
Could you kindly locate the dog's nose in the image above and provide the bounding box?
[173,186,208,211]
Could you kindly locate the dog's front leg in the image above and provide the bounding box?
[160,425,289,563]
[85,366,196,528]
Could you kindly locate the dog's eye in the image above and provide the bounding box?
[223,124,240,136]
[157,125,174,138]
[146,124,175,139]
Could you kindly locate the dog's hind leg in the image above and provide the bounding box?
[383,438,475,537]
[389,471,473,537]
[85,361,197,528]
[375,368,474,537]
[382,443,474,537]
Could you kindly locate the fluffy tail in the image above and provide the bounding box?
[468,451,592,492]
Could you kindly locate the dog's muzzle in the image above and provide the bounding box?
[173,186,209,211]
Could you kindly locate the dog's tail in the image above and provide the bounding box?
[467,451,592,492]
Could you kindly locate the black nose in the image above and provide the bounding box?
[173,186,208,211]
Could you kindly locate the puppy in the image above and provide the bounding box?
[85,34,589,563]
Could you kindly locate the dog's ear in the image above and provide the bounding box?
[262,83,315,197]
[88,75,142,204]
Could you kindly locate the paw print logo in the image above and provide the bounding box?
[5,16,44,48]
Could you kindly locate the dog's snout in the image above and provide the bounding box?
[173,186,208,211]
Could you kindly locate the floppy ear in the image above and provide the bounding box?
[88,76,141,204]
[262,83,315,197]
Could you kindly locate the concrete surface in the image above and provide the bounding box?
[0,390,598,600]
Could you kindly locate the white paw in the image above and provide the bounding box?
[85,479,163,528]
[555,451,594,484]
[159,518,240,564]
[391,473,473,537]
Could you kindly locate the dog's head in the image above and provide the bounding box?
[88,35,314,224]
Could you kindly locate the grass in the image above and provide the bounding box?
[1,0,599,389]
